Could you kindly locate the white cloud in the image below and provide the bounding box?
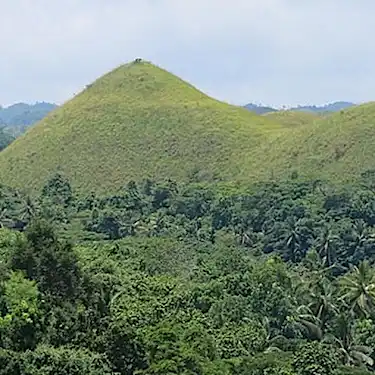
[1,0,375,106]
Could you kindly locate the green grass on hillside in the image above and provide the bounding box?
[254,102,375,182]
[263,110,320,128]
[0,60,284,194]
[1,59,374,193]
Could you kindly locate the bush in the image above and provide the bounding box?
[0,346,111,375]
[292,342,338,375]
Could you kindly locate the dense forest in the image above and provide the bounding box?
[1,172,375,374]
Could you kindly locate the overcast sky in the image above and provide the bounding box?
[1,0,375,108]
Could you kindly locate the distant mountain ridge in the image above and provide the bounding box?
[243,103,276,114]
[244,101,356,114]
[291,101,355,113]
[0,102,58,128]
[0,100,355,127]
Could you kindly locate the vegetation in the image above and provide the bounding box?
[0,172,375,373]
[0,60,284,194]
[0,59,374,374]
[0,128,14,151]
[0,102,57,135]
[263,110,320,128]
[257,102,375,182]
[0,61,368,196]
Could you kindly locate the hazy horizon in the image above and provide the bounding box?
[0,98,360,111]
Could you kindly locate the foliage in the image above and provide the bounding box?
[0,346,111,375]
[292,342,338,375]
[0,128,14,151]
[1,175,375,373]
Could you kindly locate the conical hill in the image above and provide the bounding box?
[0,60,283,194]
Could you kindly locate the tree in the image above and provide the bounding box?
[11,220,81,301]
[21,346,112,375]
[339,261,375,318]
[292,342,338,375]
[101,319,147,375]
[41,173,73,207]
[316,226,339,268]
[0,271,39,350]
[324,313,374,367]
[20,195,39,222]
[284,305,323,341]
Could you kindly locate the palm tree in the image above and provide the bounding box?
[316,226,339,267]
[306,277,338,330]
[352,220,375,248]
[284,305,323,341]
[302,248,338,279]
[20,195,39,222]
[283,218,305,263]
[339,260,375,318]
[261,317,290,353]
[292,257,338,334]
[0,207,7,228]
[296,305,323,340]
[324,313,373,367]
[350,220,375,264]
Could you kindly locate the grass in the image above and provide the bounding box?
[0,60,284,194]
[253,102,375,182]
[263,110,320,128]
[1,59,374,194]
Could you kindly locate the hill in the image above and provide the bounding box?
[244,103,276,114]
[290,101,355,113]
[254,102,375,181]
[263,110,320,127]
[0,59,283,194]
[0,102,57,131]
[244,101,355,116]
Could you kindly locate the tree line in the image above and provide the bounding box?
[1,173,375,373]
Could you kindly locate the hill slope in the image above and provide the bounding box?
[263,110,320,127]
[0,60,283,194]
[254,102,375,181]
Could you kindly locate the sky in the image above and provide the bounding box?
[1,0,375,108]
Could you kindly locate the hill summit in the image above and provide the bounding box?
[0,59,283,194]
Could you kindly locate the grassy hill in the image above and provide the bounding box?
[263,110,320,128]
[254,102,375,181]
[0,60,284,194]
